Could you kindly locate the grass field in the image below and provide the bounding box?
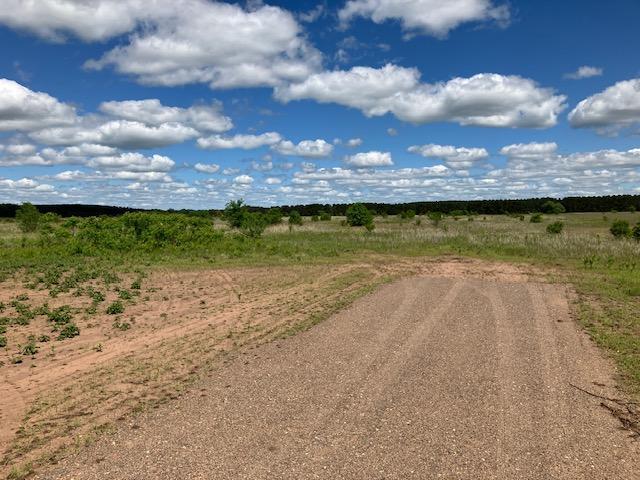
[0,210,639,477]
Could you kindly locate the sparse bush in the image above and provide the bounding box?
[546,221,564,234]
[58,323,79,340]
[427,211,443,227]
[365,222,375,232]
[346,203,373,227]
[118,289,133,300]
[16,202,40,233]
[530,213,543,223]
[106,301,125,315]
[239,212,268,238]
[38,334,50,342]
[0,335,6,348]
[319,211,331,221]
[311,215,319,222]
[112,320,131,331]
[610,220,631,238]
[288,210,303,226]
[47,306,72,324]
[399,210,416,220]
[633,222,640,241]
[415,218,422,226]
[541,200,566,214]
[21,340,38,356]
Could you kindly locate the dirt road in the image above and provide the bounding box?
[38,276,639,479]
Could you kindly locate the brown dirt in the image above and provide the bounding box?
[0,257,575,477]
[32,271,640,479]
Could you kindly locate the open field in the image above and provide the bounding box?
[1,211,639,478]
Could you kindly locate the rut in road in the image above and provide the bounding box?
[38,276,639,479]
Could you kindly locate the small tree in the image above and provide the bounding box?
[427,211,443,227]
[346,203,373,227]
[288,210,303,226]
[264,208,283,225]
[540,200,566,214]
[610,220,631,238]
[16,202,40,232]
[240,212,268,238]
[399,209,416,220]
[223,199,247,228]
[546,221,564,234]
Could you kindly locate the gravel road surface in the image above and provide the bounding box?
[38,277,639,479]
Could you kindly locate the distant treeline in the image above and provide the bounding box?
[1,194,639,219]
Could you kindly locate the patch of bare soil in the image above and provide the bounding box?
[0,256,548,476]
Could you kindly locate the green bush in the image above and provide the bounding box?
[106,301,125,315]
[427,211,443,227]
[346,203,373,227]
[223,199,248,228]
[546,221,564,234]
[540,200,566,214]
[288,210,303,226]
[0,335,6,348]
[311,215,319,222]
[58,323,80,340]
[399,210,416,220]
[319,211,331,221]
[530,213,543,223]
[239,212,268,238]
[47,306,72,324]
[264,208,283,225]
[633,222,640,241]
[611,220,631,238]
[16,202,40,233]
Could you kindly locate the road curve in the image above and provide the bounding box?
[38,277,639,479]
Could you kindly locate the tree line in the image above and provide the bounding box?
[1,194,639,219]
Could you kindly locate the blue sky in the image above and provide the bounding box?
[0,0,639,208]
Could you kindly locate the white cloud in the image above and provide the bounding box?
[87,152,174,172]
[99,99,232,133]
[194,163,220,174]
[568,78,640,133]
[31,120,198,149]
[338,0,510,38]
[346,138,363,147]
[564,66,603,80]
[0,78,76,131]
[408,144,489,169]
[233,174,254,184]
[275,65,566,128]
[499,142,558,159]
[197,132,282,150]
[81,1,322,90]
[265,177,282,184]
[272,139,334,158]
[344,150,393,167]
[387,127,398,136]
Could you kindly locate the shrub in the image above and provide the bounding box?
[365,222,375,232]
[239,212,268,238]
[530,213,543,223]
[21,340,38,356]
[311,215,319,222]
[611,220,631,238]
[633,222,640,241]
[427,211,443,227]
[223,199,247,228]
[264,208,283,225]
[346,203,373,227]
[0,335,6,348]
[541,200,566,214]
[546,221,564,234]
[58,323,80,340]
[118,289,133,300]
[319,211,331,221]
[399,210,416,220]
[288,210,303,226]
[16,202,40,233]
[106,301,125,315]
[48,306,72,324]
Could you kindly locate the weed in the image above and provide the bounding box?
[57,323,80,340]
[0,335,6,348]
[20,340,38,356]
[47,306,72,324]
[38,334,51,342]
[118,289,133,300]
[106,301,125,315]
[112,319,131,331]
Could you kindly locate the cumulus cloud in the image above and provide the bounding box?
[233,174,254,184]
[31,120,199,149]
[272,139,334,158]
[0,78,77,131]
[564,66,603,80]
[346,138,363,147]
[408,144,489,169]
[197,132,282,150]
[99,99,232,133]
[275,65,566,128]
[499,142,558,159]
[193,163,220,174]
[568,78,640,133]
[344,151,393,167]
[86,152,174,172]
[338,0,510,38]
